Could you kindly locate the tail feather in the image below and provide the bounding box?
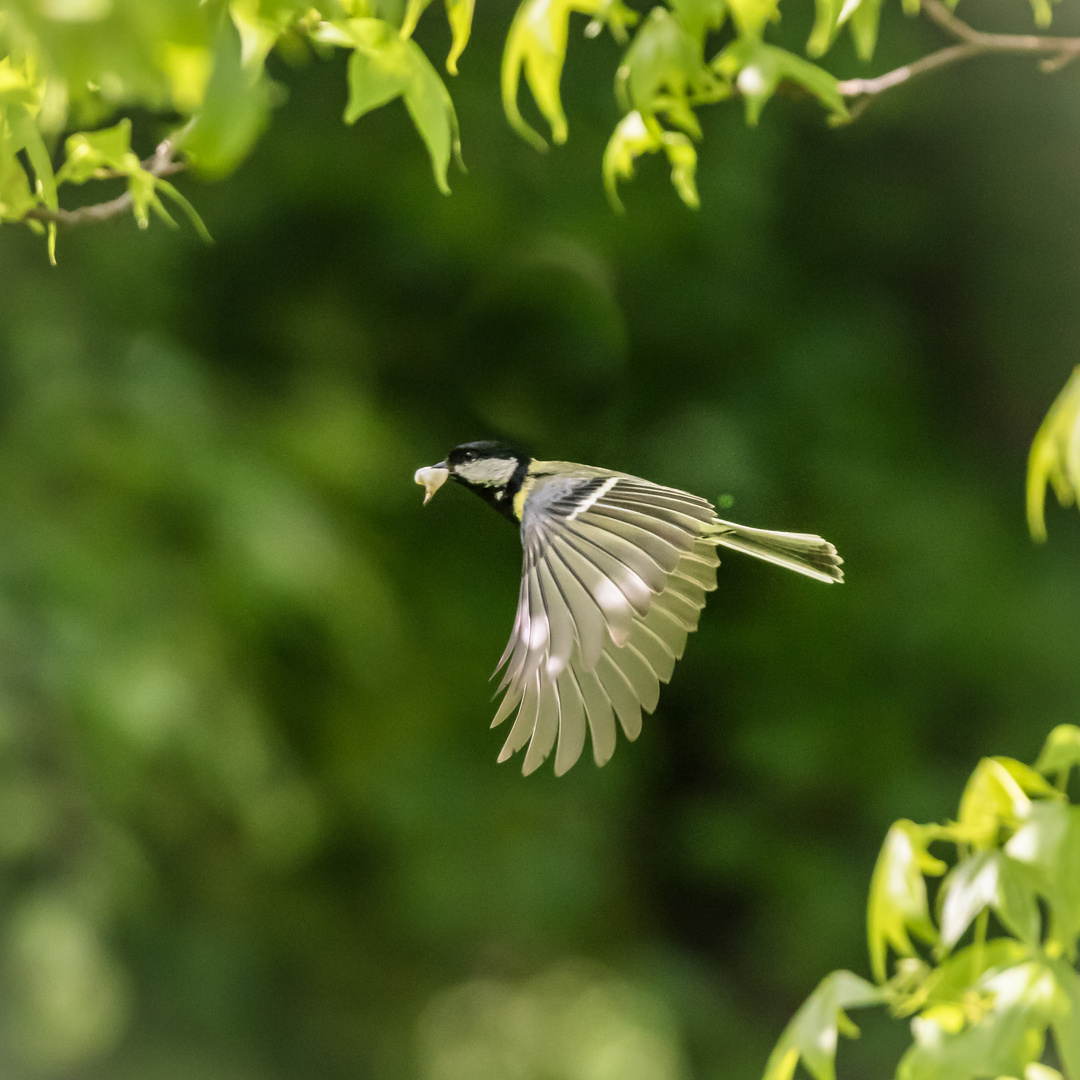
[711,519,844,584]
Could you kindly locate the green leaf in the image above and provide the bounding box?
[155,179,214,244]
[1027,367,1080,543]
[5,102,57,213]
[763,970,885,1080]
[401,40,461,194]
[867,821,945,982]
[938,850,1040,952]
[713,39,847,125]
[725,0,780,38]
[502,0,638,150]
[807,0,883,60]
[667,0,727,41]
[1005,801,1080,956]
[444,0,475,74]
[1034,724,1080,784]
[399,0,435,40]
[602,111,699,211]
[182,19,276,178]
[847,0,883,61]
[807,0,843,58]
[1028,0,1061,28]
[502,0,576,150]
[344,26,413,122]
[1050,958,1080,1080]
[921,937,1032,1008]
[952,757,1041,849]
[897,961,1064,1080]
[56,119,141,185]
[334,19,461,193]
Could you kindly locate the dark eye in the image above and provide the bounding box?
[462,450,476,462]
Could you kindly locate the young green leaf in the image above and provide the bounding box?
[867,820,945,982]
[182,20,276,178]
[1034,724,1080,784]
[602,111,699,211]
[712,39,847,125]
[952,757,1038,849]
[502,0,638,150]
[667,0,727,42]
[762,970,885,1080]
[807,0,843,58]
[1005,801,1080,956]
[444,0,475,74]
[401,40,461,194]
[1050,958,1080,1080]
[725,0,780,38]
[938,849,1040,952]
[1027,366,1080,543]
[896,961,1064,1080]
[847,0,883,61]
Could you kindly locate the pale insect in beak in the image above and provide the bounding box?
[414,463,450,504]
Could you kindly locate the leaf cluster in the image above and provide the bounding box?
[766,726,1080,1080]
[1,0,1071,254]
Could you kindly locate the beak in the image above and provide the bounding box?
[414,462,450,505]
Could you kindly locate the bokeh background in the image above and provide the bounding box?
[2,1,1080,1076]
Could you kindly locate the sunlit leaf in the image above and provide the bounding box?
[897,961,1064,1080]
[5,102,57,212]
[56,119,141,184]
[763,970,884,1080]
[867,820,945,982]
[230,0,300,73]
[602,110,699,211]
[1005,801,1080,956]
[725,0,780,38]
[182,19,276,177]
[1034,724,1080,786]
[1050,959,1080,1080]
[399,0,435,40]
[712,39,847,125]
[938,850,1040,952]
[401,40,461,193]
[618,7,727,137]
[807,0,843,58]
[343,23,413,121]
[502,0,638,150]
[846,0,882,61]
[667,0,727,42]
[1028,0,1060,28]
[444,0,475,74]
[159,42,213,112]
[1027,367,1080,543]
[952,757,1041,849]
[333,18,461,192]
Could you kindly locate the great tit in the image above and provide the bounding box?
[415,441,843,776]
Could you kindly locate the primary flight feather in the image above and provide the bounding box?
[415,441,843,776]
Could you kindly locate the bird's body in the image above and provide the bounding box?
[416,441,842,776]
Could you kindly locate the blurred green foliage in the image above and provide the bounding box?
[768,728,1080,1080]
[1,2,1080,1078]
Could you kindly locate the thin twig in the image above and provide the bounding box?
[837,0,1080,104]
[24,137,186,228]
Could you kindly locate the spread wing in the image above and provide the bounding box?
[491,473,721,776]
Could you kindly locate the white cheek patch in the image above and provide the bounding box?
[456,458,519,487]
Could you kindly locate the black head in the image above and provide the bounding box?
[445,440,531,521]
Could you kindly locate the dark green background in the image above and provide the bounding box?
[1,2,1079,1076]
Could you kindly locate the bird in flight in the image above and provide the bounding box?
[416,441,843,776]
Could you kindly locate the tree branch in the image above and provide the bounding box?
[24,138,185,228]
[837,0,1080,106]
